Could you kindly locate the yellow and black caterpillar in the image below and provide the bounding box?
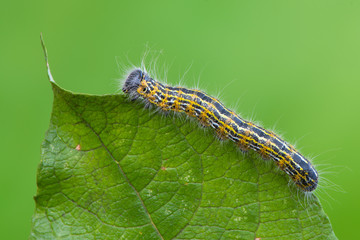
[122,69,318,192]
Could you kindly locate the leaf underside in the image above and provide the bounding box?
[30,82,337,240]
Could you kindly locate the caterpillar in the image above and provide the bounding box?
[122,69,318,192]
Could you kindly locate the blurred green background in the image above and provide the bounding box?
[1,0,359,239]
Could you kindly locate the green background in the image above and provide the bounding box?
[1,0,359,239]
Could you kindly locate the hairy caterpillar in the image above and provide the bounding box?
[122,69,318,192]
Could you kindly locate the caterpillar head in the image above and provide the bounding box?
[122,69,152,100]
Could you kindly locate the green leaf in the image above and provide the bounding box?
[31,37,337,239]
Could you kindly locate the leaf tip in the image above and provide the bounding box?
[40,33,56,84]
